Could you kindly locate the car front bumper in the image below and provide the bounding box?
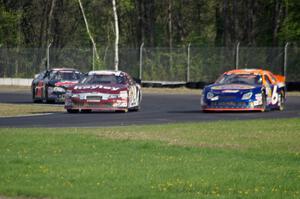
[64,97,128,111]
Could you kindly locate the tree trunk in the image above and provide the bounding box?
[112,0,119,71]
[272,0,284,46]
[136,0,145,45]
[168,0,173,69]
[45,0,56,69]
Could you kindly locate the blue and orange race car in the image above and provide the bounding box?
[201,69,286,112]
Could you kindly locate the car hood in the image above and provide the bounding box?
[71,83,128,94]
[205,83,262,94]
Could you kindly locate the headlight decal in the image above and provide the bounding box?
[206,92,214,99]
[242,92,253,100]
[53,87,66,93]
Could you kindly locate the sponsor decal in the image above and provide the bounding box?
[255,93,263,105]
[55,81,78,85]
[74,84,121,91]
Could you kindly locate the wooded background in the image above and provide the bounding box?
[0,0,300,81]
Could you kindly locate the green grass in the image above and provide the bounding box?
[0,103,64,117]
[0,118,300,198]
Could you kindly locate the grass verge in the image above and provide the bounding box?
[0,103,64,117]
[0,118,299,198]
[0,86,30,93]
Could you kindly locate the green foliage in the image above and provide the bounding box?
[279,1,300,42]
[0,118,300,198]
[0,0,299,48]
[1,1,300,81]
[0,5,21,46]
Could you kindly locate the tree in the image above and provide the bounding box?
[112,0,119,71]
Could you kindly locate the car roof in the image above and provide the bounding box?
[50,68,78,71]
[88,70,125,76]
[224,69,270,76]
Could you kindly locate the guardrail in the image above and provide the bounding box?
[0,78,33,86]
[1,78,299,91]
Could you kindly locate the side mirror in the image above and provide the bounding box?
[133,77,142,84]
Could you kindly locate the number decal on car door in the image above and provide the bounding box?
[271,85,279,105]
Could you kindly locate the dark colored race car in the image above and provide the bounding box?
[31,68,82,103]
[201,69,286,112]
[64,70,142,113]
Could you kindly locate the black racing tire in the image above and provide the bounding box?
[81,109,92,113]
[278,91,285,111]
[44,86,48,103]
[44,86,54,103]
[129,93,141,112]
[116,109,128,113]
[129,106,140,112]
[67,109,79,113]
[32,87,42,103]
[261,91,267,112]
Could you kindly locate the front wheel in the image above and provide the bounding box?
[81,109,92,113]
[67,109,79,113]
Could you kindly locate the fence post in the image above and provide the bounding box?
[284,42,289,78]
[187,43,191,82]
[235,42,240,69]
[47,42,52,70]
[139,42,144,80]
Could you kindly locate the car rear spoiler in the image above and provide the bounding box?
[274,75,285,83]
[274,74,286,89]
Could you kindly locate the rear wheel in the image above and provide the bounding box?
[116,109,128,113]
[277,91,285,111]
[261,91,267,112]
[129,106,140,112]
[129,94,141,112]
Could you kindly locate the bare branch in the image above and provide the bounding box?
[78,0,100,64]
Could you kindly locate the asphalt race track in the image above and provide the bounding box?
[0,91,299,127]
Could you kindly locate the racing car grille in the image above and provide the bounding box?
[86,96,102,101]
[73,102,113,108]
[218,95,237,100]
[210,101,247,108]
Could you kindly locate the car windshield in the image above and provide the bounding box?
[216,74,262,85]
[82,74,126,85]
[56,71,81,81]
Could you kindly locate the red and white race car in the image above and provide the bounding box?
[64,70,142,113]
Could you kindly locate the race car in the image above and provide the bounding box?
[31,68,82,103]
[64,70,142,113]
[201,69,286,112]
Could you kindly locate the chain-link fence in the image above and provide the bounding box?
[0,46,299,82]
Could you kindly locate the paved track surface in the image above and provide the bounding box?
[0,92,299,127]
